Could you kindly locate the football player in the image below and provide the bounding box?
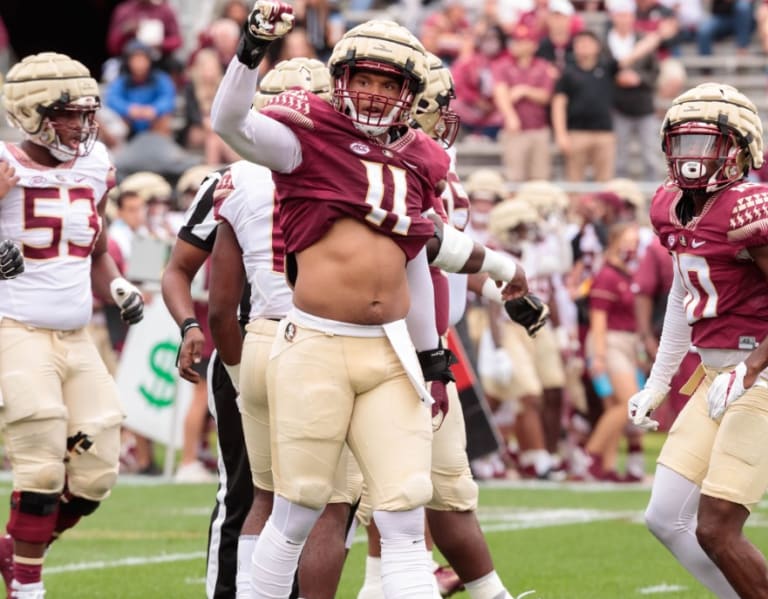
[358,53,533,599]
[629,82,768,598]
[208,57,362,599]
[212,4,523,597]
[0,52,144,599]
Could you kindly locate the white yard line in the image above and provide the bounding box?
[638,583,688,594]
[45,551,206,575]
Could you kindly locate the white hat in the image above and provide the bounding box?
[606,0,636,13]
[549,0,574,16]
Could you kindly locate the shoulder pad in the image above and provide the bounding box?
[261,90,316,130]
[728,183,768,240]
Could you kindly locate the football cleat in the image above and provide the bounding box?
[9,580,45,599]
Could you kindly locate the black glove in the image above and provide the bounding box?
[504,294,550,337]
[417,346,457,418]
[110,278,144,325]
[236,0,295,68]
[0,240,23,280]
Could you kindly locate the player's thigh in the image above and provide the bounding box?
[241,320,279,492]
[704,383,768,510]
[267,324,354,508]
[428,383,478,512]
[61,330,124,499]
[347,340,432,513]
[533,324,566,389]
[658,376,720,485]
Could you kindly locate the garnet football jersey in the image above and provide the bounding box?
[650,180,768,350]
[261,91,449,261]
[213,160,293,321]
[0,141,111,330]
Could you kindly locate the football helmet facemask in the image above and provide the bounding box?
[253,57,331,110]
[661,82,763,192]
[3,52,100,162]
[328,19,428,138]
[411,52,460,148]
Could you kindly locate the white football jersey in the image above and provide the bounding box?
[214,160,293,320]
[0,142,111,330]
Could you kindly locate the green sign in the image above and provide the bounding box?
[139,340,179,408]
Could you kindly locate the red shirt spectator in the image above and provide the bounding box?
[590,263,637,332]
[420,0,472,65]
[107,0,182,59]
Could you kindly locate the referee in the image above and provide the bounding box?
[161,168,252,599]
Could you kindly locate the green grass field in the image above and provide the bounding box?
[22,433,768,598]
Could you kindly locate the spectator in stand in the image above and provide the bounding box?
[536,0,578,72]
[106,0,183,73]
[551,30,617,181]
[757,0,768,53]
[659,0,704,50]
[190,17,241,70]
[517,0,585,42]
[291,0,345,62]
[106,40,202,179]
[265,26,319,74]
[421,0,472,66]
[605,0,663,181]
[220,0,249,26]
[179,48,240,165]
[451,22,507,140]
[493,22,558,181]
[635,0,680,58]
[697,0,755,58]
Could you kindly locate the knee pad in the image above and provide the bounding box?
[280,477,333,511]
[375,473,432,513]
[429,472,478,512]
[5,418,67,493]
[7,491,60,544]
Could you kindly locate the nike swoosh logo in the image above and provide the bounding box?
[691,240,706,248]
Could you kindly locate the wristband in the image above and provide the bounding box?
[481,277,503,304]
[481,248,517,282]
[180,318,201,338]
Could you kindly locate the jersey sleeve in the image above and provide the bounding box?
[727,183,768,247]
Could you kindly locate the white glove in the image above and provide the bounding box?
[247,0,295,41]
[110,277,144,325]
[628,385,668,431]
[707,362,749,421]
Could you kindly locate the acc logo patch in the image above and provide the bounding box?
[667,234,676,249]
[350,142,371,155]
[284,322,297,342]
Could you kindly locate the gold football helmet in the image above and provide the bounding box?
[253,57,331,110]
[661,82,763,191]
[488,198,540,247]
[515,180,569,217]
[3,52,100,161]
[411,52,460,148]
[328,19,428,137]
[464,169,507,202]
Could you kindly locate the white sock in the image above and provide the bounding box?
[426,550,441,599]
[374,508,434,598]
[465,571,511,599]
[363,555,382,585]
[645,465,739,598]
[236,535,257,599]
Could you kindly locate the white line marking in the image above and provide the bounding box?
[638,583,688,594]
[45,551,206,575]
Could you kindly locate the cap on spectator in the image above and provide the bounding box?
[605,0,636,13]
[511,23,539,43]
[549,0,574,16]
[124,39,154,59]
[591,191,625,212]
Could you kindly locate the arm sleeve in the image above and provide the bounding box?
[405,248,440,351]
[211,58,302,174]
[447,272,468,326]
[646,267,692,392]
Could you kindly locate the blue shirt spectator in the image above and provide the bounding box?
[105,40,177,137]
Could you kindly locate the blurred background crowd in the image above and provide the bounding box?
[1,0,767,484]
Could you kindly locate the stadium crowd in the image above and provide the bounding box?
[2,0,768,598]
